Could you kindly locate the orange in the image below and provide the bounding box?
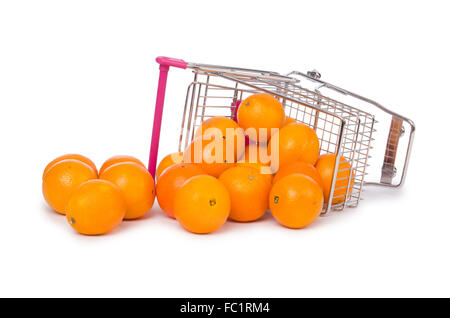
[156,152,183,180]
[183,136,237,177]
[99,155,145,175]
[273,161,323,188]
[284,116,296,126]
[174,175,230,234]
[194,116,245,161]
[66,179,126,235]
[43,154,98,177]
[268,122,320,171]
[195,116,242,140]
[269,174,324,229]
[156,163,205,218]
[100,162,155,219]
[218,166,271,222]
[237,93,285,143]
[315,153,354,204]
[42,159,97,214]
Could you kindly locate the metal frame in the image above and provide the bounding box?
[169,61,415,214]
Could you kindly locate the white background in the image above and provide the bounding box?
[1,0,449,297]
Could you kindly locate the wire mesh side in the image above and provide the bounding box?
[287,70,414,189]
[276,82,375,209]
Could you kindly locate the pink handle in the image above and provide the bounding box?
[155,56,187,69]
[148,57,187,177]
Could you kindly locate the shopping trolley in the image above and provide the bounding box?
[148,56,415,215]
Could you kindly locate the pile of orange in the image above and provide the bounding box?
[42,93,355,235]
[43,154,155,235]
[154,93,354,233]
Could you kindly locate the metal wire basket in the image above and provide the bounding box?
[148,57,415,215]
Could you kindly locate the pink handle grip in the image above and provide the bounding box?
[148,57,187,178]
[155,56,187,69]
